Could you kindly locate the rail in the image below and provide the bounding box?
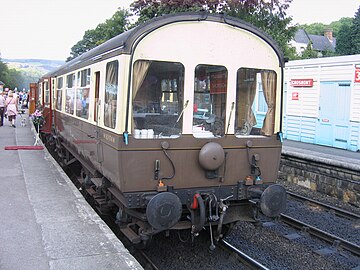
[280,214,360,257]
[220,240,269,270]
[287,191,360,220]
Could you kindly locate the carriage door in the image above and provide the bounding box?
[316,81,351,149]
[94,71,103,163]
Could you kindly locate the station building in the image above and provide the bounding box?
[282,54,360,152]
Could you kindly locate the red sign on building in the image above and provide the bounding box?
[355,68,360,83]
[290,79,314,87]
[292,92,299,100]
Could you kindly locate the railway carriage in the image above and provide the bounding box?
[36,76,54,134]
[37,13,287,248]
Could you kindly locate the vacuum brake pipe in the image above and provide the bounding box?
[190,194,206,234]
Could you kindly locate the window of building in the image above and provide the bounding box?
[193,65,227,138]
[56,77,63,111]
[235,68,277,136]
[76,68,91,119]
[104,61,119,128]
[65,73,75,114]
[132,60,185,138]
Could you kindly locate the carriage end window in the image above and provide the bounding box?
[235,68,276,136]
[132,60,184,139]
[193,65,227,138]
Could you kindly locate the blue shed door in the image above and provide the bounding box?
[316,81,351,149]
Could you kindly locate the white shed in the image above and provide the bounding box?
[283,55,360,151]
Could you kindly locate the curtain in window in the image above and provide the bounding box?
[106,63,118,87]
[131,60,151,131]
[261,71,276,136]
[132,60,151,98]
[104,61,119,128]
[236,69,257,135]
[56,90,62,110]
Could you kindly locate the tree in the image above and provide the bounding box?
[224,0,297,59]
[336,24,353,55]
[130,0,296,59]
[300,42,319,59]
[329,17,353,37]
[335,5,360,55]
[6,68,25,90]
[131,0,209,24]
[67,9,130,61]
[301,22,327,36]
[351,6,360,54]
[301,18,352,38]
[0,60,9,85]
[0,58,28,90]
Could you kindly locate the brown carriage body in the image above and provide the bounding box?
[36,13,286,246]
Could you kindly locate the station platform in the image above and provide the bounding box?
[282,139,360,171]
[0,114,143,270]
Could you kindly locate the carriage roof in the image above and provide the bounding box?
[49,12,284,77]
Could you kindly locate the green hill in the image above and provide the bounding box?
[3,58,64,90]
[4,58,64,76]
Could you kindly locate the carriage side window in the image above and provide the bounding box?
[132,60,184,138]
[38,84,42,106]
[52,78,56,109]
[65,73,75,114]
[56,77,63,111]
[235,68,277,136]
[104,61,118,128]
[44,81,50,107]
[193,65,227,138]
[76,68,90,119]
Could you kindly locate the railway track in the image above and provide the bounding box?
[280,213,360,257]
[219,240,269,270]
[283,191,360,257]
[287,191,360,220]
[136,250,160,270]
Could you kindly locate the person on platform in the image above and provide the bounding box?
[0,92,6,126]
[22,91,28,108]
[5,91,18,128]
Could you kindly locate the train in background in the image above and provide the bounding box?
[33,13,287,249]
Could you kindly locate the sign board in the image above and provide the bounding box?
[210,72,227,94]
[355,68,360,83]
[292,92,299,100]
[290,79,314,87]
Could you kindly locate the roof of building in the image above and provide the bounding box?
[294,29,310,44]
[293,29,336,52]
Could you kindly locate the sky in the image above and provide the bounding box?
[287,0,359,25]
[0,0,359,61]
